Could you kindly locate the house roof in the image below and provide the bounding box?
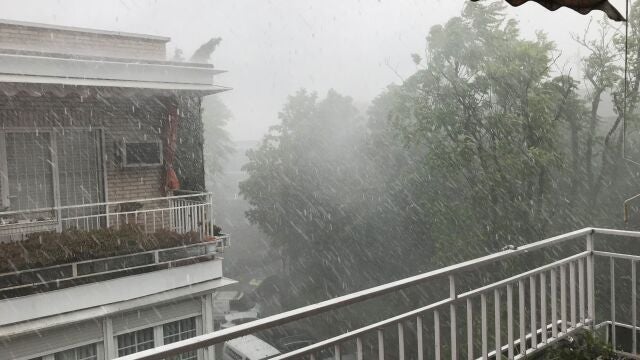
[0,18,170,42]
[0,49,228,96]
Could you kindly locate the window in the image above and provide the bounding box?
[0,129,104,214]
[122,141,162,167]
[54,344,97,360]
[163,317,197,360]
[0,132,54,211]
[117,327,155,356]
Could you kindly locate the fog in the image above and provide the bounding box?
[1,0,626,140]
[2,1,640,359]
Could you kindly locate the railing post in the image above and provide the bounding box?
[449,274,457,360]
[587,231,595,329]
[56,207,63,232]
[209,193,215,238]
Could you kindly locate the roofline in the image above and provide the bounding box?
[0,75,232,95]
[0,48,216,68]
[0,277,237,338]
[0,18,171,42]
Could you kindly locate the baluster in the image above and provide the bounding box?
[495,289,501,358]
[518,279,526,355]
[586,233,595,328]
[540,272,547,344]
[611,257,616,350]
[561,265,567,334]
[398,322,405,360]
[551,268,558,338]
[434,310,441,360]
[481,293,488,360]
[467,298,473,360]
[578,258,585,325]
[378,329,385,360]
[356,336,363,360]
[416,316,423,360]
[507,284,514,360]
[450,275,457,360]
[633,260,637,355]
[570,261,576,328]
[530,276,537,349]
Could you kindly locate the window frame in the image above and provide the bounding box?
[0,127,107,213]
[162,317,198,360]
[121,139,163,168]
[116,327,155,357]
[53,343,99,360]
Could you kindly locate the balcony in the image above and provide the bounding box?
[0,192,230,299]
[114,228,640,360]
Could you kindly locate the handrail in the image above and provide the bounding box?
[0,192,211,217]
[115,227,603,360]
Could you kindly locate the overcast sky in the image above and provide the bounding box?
[0,0,628,141]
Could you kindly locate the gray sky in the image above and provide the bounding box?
[0,0,627,140]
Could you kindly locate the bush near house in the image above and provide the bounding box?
[0,225,223,273]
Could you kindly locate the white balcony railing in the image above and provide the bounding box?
[0,192,218,242]
[114,228,640,360]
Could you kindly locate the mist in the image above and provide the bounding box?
[1,0,627,141]
[2,1,640,359]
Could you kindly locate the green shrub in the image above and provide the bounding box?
[0,225,221,273]
[545,330,618,359]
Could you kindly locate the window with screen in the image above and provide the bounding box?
[163,317,197,360]
[117,327,155,356]
[0,132,54,211]
[123,141,162,167]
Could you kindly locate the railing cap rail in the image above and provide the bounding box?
[115,227,622,360]
[0,192,212,217]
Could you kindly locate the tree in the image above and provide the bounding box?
[240,90,369,305]
[383,2,590,262]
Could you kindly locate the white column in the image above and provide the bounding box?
[201,293,216,360]
[154,325,164,348]
[102,317,116,360]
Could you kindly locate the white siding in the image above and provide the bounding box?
[0,320,102,360]
[112,299,201,335]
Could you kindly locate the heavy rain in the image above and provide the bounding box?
[1,0,640,359]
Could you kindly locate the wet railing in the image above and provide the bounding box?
[0,192,218,242]
[0,234,230,298]
[113,228,640,360]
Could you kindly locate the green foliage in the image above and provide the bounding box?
[240,89,371,306]
[545,331,617,360]
[240,0,640,331]
[0,225,213,273]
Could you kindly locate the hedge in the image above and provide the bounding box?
[0,225,219,273]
